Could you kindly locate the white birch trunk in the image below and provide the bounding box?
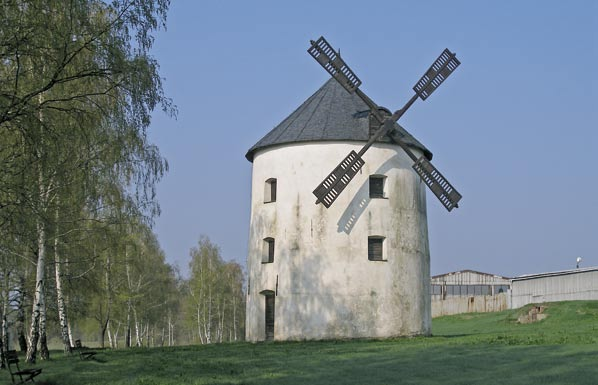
[232,294,237,341]
[125,246,132,348]
[1,279,8,359]
[204,297,211,344]
[16,275,28,352]
[54,214,72,353]
[218,299,225,343]
[39,295,49,360]
[107,319,114,348]
[68,320,74,348]
[134,308,141,347]
[26,218,46,363]
[146,324,150,347]
[205,257,212,344]
[197,305,204,344]
[168,312,173,346]
[100,251,112,348]
[27,92,52,363]
[126,301,131,348]
[113,321,120,349]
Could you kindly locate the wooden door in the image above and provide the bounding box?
[265,293,275,341]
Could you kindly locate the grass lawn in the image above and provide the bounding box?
[7,301,598,385]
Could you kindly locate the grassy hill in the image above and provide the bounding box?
[7,301,598,385]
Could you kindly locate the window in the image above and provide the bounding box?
[444,285,493,296]
[262,237,275,263]
[467,285,475,296]
[264,178,277,203]
[431,284,443,295]
[368,108,391,137]
[369,175,386,198]
[446,285,466,296]
[368,236,385,261]
[447,285,460,296]
[263,291,275,341]
[494,285,509,294]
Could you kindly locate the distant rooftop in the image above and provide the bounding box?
[511,266,598,281]
[432,269,511,280]
[431,267,598,282]
[245,78,432,162]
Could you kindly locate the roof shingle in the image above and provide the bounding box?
[245,78,432,162]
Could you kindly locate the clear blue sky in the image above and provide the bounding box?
[148,0,597,278]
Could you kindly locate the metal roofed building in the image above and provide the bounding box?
[431,270,511,317]
[510,267,598,309]
[245,79,433,341]
[430,267,598,317]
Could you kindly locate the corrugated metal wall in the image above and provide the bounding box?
[510,269,598,309]
[432,293,508,317]
[431,268,598,317]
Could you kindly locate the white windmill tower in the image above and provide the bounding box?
[245,37,461,341]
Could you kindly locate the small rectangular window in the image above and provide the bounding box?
[270,180,277,201]
[264,178,277,203]
[368,236,385,261]
[494,285,508,294]
[369,176,385,198]
[467,285,475,296]
[474,285,482,296]
[262,238,275,263]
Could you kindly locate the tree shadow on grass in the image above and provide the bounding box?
[37,340,598,385]
[432,333,474,338]
[239,342,598,385]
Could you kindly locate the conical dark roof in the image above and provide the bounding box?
[245,78,432,162]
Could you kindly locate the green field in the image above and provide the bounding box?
[7,301,598,385]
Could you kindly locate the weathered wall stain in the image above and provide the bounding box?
[246,142,430,341]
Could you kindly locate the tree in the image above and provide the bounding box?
[186,236,245,344]
[0,0,173,362]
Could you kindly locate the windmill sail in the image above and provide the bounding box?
[313,151,365,208]
[412,156,461,211]
[308,36,462,212]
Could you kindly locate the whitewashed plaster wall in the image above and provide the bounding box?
[245,141,430,341]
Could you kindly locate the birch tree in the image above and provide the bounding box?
[187,236,245,344]
[1,0,172,362]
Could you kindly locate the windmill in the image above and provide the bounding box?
[308,36,462,212]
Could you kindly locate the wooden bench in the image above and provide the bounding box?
[6,350,42,384]
[74,339,97,360]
